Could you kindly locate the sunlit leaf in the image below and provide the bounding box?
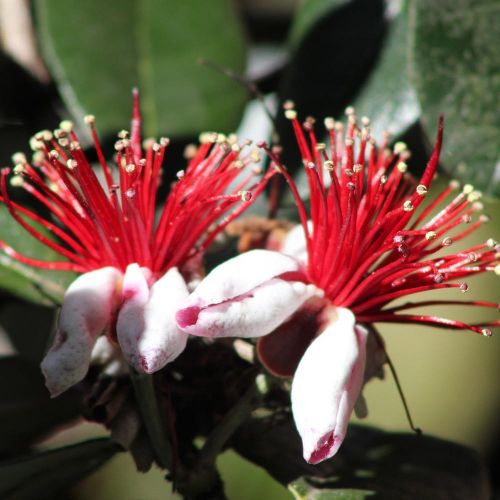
[34,0,247,139]
[352,4,420,140]
[409,0,500,196]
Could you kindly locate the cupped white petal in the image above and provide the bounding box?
[183,249,303,307]
[291,307,368,464]
[41,267,122,397]
[117,266,189,374]
[179,278,320,339]
[281,222,310,262]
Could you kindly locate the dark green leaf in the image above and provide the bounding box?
[409,0,500,196]
[0,438,120,499]
[35,0,247,138]
[0,301,56,362]
[232,419,490,499]
[276,0,386,175]
[352,5,420,140]
[0,206,76,305]
[0,356,81,456]
[288,0,351,47]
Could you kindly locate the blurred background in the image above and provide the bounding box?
[0,0,498,498]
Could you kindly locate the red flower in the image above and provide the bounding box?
[0,91,273,395]
[176,104,499,463]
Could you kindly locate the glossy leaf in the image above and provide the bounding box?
[34,0,247,138]
[0,357,81,455]
[409,0,500,196]
[0,438,120,499]
[0,206,76,305]
[352,4,420,140]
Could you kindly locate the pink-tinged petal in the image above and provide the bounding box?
[291,307,368,464]
[176,249,321,338]
[182,249,305,307]
[41,267,122,397]
[117,266,189,374]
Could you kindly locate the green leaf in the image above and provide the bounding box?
[35,0,247,138]
[0,206,76,305]
[289,479,374,500]
[232,419,490,499]
[288,0,352,47]
[0,438,120,499]
[352,4,421,140]
[409,0,500,196]
[0,357,81,455]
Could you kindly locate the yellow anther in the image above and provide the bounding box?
[234,159,245,169]
[425,231,437,240]
[9,175,23,187]
[11,152,27,164]
[467,190,482,202]
[316,143,326,151]
[324,160,334,171]
[403,200,413,212]
[13,164,25,175]
[250,151,261,163]
[345,106,355,115]
[160,137,170,147]
[285,109,297,120]
[462,184,474,194]
[84,114,96,125]
[416,184,428,196]
[59,120,73,133]
[393,142,407,154]
[66,159,78,169]
[353,164,363,173]
[124,163,135,173]
[183,144,198,159]
[239,190,252,202]
[118,130,129,139]
[48,150,60,159]
[324,117,335,130]
[397,162,408,173]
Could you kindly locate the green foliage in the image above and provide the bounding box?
[0,206,75,305]
[0,357,80,454]
[409,0,500,196]
[35,0,247,138]
[0,438,120,499]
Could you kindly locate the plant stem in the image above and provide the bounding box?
[129,370,172,469]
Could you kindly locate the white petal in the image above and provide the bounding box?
[41,267,122,397]
[117,266,189,373]
[291,308,368,464]
[281,222,310,262]
[179,278,320,338]
[183,249,303,307]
